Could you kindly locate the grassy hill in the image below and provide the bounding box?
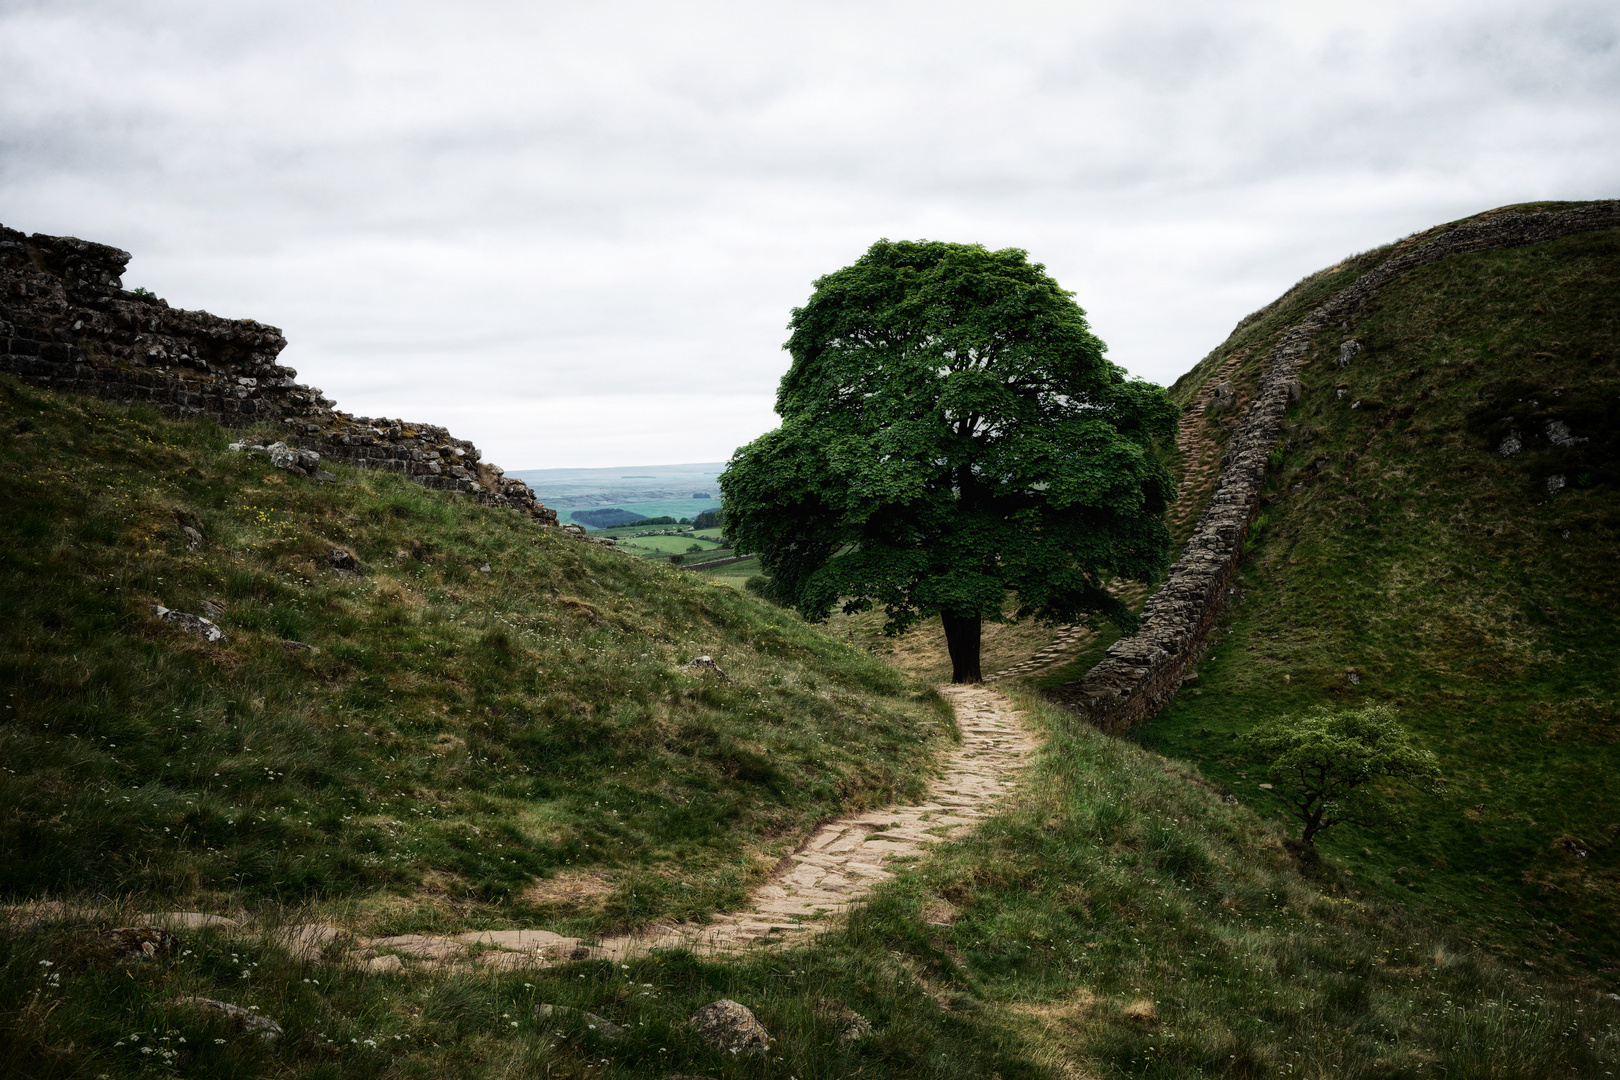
[1115,204,1620,980]
[5,203,1620,1077]
[0,376,952,928]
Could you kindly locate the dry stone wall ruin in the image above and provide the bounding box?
[0,224,557,525]
[1053,201,1620,735]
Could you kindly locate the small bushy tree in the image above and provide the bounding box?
[1242,703,1442,847]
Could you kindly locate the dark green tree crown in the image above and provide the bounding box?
[722,239,1178,634]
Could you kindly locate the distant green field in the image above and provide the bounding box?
[563,498,721,526]
[616,534,724,556]
[696,556,761,591]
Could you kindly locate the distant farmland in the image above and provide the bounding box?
[506,461,725,527]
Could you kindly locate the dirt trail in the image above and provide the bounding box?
[308,686,1036,971]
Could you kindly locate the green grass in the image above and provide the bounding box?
[7,691,1614,1078]
[7,205,1620,1074]
[1135,223,1620,980]
[0,377,951,932]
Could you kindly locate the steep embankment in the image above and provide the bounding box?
[0,377,953,927]
[1081,202,1620,979]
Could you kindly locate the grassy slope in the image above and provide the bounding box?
[1134,219,1620,980]
[7,208,1620,1076]
[0,376,952,933]
[9,690,1614,1079]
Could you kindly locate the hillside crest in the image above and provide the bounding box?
[0,224,558,525]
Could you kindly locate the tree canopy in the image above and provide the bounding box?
[1242,703,1443,847]
[719,239,1179,681]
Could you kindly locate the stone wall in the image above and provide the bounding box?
[0,225,556,525]
[1051,201,1620,734]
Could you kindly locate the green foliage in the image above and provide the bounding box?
[1242,703,1441,846]
[721,240,1179,680]
[692,508,724,531]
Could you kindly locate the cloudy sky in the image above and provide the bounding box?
[2,0,1615,468]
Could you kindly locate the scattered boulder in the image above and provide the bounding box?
[366,953,404,974]
[1547,473,1567,495]
[1498,431,1522,457]
[823,1001,873,1044]
[266,440,323,477]
[536,1003,626,1040]
[328,547,363,574]
[684,656,732,683]
[1338,339,1361,368]
[1208,380,1236,412]
[1546,420,1587,448]
[230,439,325,479]
[478,562,492,575]
[181,525,205,550]
[171,996,284,1042]
[1553,835,1591,859]
[102,926,181,959]
[689,999,770,1055]
[154,604,224,643]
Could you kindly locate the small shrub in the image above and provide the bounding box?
[1242,702,1442,846]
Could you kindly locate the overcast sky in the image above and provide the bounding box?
[2,0,1615,468]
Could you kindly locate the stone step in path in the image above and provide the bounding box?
[985,582,1148,683]
[274,685,1036,970]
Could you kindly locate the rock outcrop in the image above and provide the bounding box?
[0,225,557,525]
[1052,201,1620,734]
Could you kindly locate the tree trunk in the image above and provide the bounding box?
[941,611,983,684]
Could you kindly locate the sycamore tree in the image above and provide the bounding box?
[1242,703,1443,848]
[719,240,1178,683]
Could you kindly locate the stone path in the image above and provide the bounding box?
[984,582,1147,683]
[275,685,1036,970]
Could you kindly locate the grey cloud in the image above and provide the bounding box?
[1,0,1616,466]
